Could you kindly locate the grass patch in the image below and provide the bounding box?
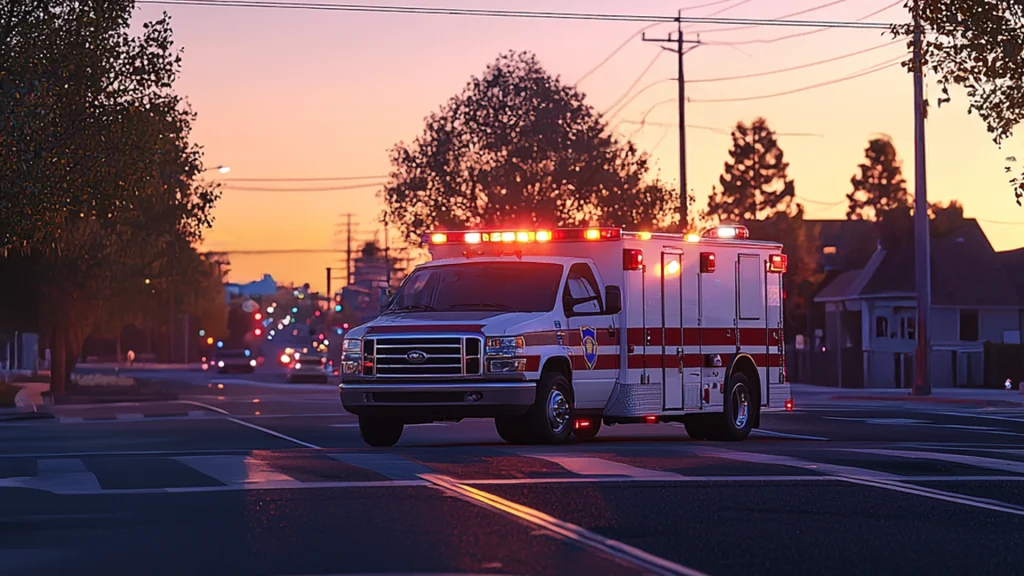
[71,374,136,388]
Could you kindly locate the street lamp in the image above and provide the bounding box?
[203,165,230,174]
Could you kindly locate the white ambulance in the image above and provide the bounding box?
[339,225,793,447]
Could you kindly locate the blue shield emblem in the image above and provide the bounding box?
[580,326,598,370]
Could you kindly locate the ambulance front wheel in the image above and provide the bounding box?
[523,371,574,444]
[716,372,755,441]
[358,417,404,447]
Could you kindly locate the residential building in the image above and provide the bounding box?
[812,219,1024,388]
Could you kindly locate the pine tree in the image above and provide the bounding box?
[706,117,799,223]
[847,136,910,221]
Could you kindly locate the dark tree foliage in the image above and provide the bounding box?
[847,136,911,221]
[382,51,679,243]
[706,118,799,223]
[894,0,1024,204]
[0,1,219,393]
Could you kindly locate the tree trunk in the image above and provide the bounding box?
[116,332,123,369]
[50,324,67,397]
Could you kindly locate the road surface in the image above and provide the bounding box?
[2,373,1023,576]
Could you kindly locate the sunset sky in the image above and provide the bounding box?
[134,0,1024,292]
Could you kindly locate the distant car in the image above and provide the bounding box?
[215,349,256,374]
[287,351,328,383]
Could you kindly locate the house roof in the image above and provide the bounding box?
[803,219,879,272]
[814,219,1023,306]
[813,269,862,301]
[998,247,1024,303]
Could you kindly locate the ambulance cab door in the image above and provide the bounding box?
[562,262,618,409]
[660,250,685,410]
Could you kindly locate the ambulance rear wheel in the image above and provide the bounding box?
[358,417,404,447]
[712,372,754,441]
[523,371,574,444]
[494,416,531,444]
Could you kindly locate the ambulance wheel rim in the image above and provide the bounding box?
[732,383,750,429]
[547,389,570,433]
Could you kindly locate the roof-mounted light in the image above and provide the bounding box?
[702,225,750,240]
[424,228,621,245]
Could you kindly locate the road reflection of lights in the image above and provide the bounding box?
[253,398,261,403]
[217,383,224,390]
[254,411,261,416]
[217,396,225,400]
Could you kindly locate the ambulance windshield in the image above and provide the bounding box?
[388,262,564,314]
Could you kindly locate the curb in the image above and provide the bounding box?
[0,411,56,422]
[827,395,1024,408]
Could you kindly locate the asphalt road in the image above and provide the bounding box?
[2,373,1024,576]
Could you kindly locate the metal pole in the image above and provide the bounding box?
[911,8,932,396]
[326,267,332,298]
[676,13,688,232]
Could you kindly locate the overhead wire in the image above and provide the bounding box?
[621,120,826,138]
[222,181,386,192]
[681,0,758,30]
[136,1,896,29]
[688,55,906,103]
[689,0,852,34]
[600,51,665,114]
[703,0,904,46]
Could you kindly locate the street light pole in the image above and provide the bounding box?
[911,7,932,396]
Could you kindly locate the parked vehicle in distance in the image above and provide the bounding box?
[287,351,328,383]
[216,349,256,374]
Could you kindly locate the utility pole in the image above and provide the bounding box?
[383,212,391,288]
[643,10,700,232]
[911,6,932,396]
[326,267,332,298]
[339,213,355,286]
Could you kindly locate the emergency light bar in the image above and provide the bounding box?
[424,228,622,245]
[702,225,750,240]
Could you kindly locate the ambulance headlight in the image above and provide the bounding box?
[488,358,528,373]
[486,336,525,357]
[342,339,361,353]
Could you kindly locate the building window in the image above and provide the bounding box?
[822,246,837,255]
[959,309,979,341]
[875,316,889,339]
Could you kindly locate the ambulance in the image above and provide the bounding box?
[339,225,793,447]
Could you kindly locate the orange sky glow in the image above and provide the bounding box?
[133,0,1024,293]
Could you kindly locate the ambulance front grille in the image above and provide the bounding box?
[368,335,483,378]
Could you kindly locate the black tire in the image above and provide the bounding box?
[494,416,532,444]
[708,372,755,442]
[682,414,711,440]
[358,417,404,447]
[572,418,602,441]
[522,371,574,445]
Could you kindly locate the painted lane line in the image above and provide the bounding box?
[931,411,1024,424]
[0,479,429,496]
[842,448,1024,475]
[526,454,682,479]
[686,447,902,480]
[176,455,298,485]
[837,476,1024,517]
[462,475,839,485]
[178,400,322,449]
[0,449,254,459]
[420,473,710,576]
[751,429,829,441]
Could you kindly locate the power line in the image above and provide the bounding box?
[221,175,387,182]
[622,120,826,138]
[690,0,852,34]
[976,217,1024,225]
[221,181,386,192]
[704,0,904,46]
[688,39,904,83]
[606,79,674,121]
[689,56,905,103]
[136,1,896,28]
[682,0,758,30]
[601,51,665,114]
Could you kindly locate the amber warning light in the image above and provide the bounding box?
[424,228,621,245]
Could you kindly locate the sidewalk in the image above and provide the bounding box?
[791,382,1024,409]
[77,362,200,371]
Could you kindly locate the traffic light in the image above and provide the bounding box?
[291,307,298,314]
[334,304,342,312]
[206,337,214,345]
[342,323,349,330]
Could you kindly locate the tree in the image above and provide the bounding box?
[705,118,799,223]
[895,1,1024,204]
[929,199,970,236]
[847,136,911,221]
[0,2,219,393]
[381,51,679,242]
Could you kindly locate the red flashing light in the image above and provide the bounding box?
[768,253,788,274]
[623,248,644,271]
[424,228,621,245]
[254,328,263,336]
[254,312,263,320]
[644,415,658,424]
[574,419,592,429]
[784,398,794,412]
[700,252,716,274]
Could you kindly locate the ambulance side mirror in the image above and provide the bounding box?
[604,285,622,315]
[379,288,393,308]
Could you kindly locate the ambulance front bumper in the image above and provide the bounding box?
[339,380,536,419]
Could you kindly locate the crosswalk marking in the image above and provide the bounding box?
[526,453,681,479]
[330,453,433,480]
[0,459,101,493]
[686,447,903,480]
[843,448,1024,475]
[174,455,297,485]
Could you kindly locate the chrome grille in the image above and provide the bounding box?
[368,335,484,378]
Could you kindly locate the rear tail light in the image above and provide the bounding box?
[700,252,716,274]
[768,254,788,273]
[784,398,794,411]
[623,248,643,271]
